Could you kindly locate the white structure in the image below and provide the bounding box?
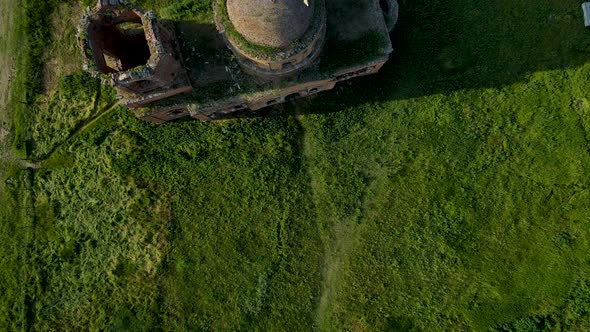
[583,2,590,27]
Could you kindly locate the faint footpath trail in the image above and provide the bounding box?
[32,100,122,166]
[0,0,17,167]
[316,222,360,330]
[296,115,363,330]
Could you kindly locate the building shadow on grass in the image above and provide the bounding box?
[238,0,590,119]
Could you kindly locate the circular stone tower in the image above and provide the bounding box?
[215,0,326,79]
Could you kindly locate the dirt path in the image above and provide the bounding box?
[315,222,360,330]
[0,0,19,199]
[0,0,18,147]
[29,100,121,166]
[296,115,364,331]
[0,0,17,136]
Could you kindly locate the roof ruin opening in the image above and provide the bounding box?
[78,3,193,108]
[89,10,151,73]
[379,0,390,13]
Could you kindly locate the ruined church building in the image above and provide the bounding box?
[78,0,399,123]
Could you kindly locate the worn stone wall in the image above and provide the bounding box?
[141,104,191,124]
[140,56,389,123]
[223,21,327,80]
[78,2,192,108]
[381,0,400,31]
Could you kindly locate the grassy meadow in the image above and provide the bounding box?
[1,0,590,330]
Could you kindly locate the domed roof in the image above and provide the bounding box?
[227,0,314,48]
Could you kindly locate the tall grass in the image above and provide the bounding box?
[10,0,57,156]
[1,0,590,330]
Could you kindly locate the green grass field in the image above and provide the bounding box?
[1,0,590,330]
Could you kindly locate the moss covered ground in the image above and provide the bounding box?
[1,0,590,330]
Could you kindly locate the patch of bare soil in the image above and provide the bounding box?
[0,61,15,137]
[0,0,16,147]
[43,2,85,93]
[0,0,18,202]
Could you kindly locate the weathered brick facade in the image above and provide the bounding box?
[78,0,398,124]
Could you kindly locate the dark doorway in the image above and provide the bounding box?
[285,92,302,102]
